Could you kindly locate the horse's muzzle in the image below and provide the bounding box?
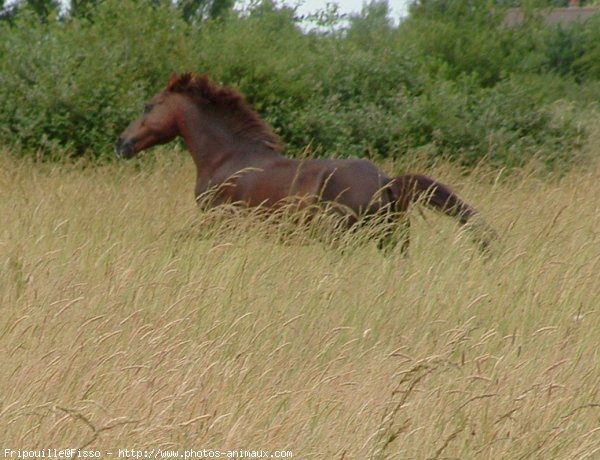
[114,137,134,159]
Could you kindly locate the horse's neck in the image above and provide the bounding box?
[178,110,231,172]
[180,111,281,179]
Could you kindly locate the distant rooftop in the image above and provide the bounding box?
[503,5,599,27]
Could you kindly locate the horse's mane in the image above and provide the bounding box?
[167,72,284,152]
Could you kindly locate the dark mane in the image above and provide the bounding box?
[167,72,284,152]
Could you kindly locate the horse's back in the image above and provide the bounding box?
[223,157,324,207]
[207,155,393,215]
[313,158,393,214]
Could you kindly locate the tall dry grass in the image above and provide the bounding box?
[1,149,599,458]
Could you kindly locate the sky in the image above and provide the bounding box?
[288,0,410,22]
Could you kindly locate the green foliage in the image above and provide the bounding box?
[571,15,600,79]
[0,0,193,157]
[0,0,596,170]
[176,0,235,23]
[11,0,60,22]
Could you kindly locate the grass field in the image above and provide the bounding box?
[1,149,599,459]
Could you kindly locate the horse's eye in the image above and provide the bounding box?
[143,104,153,114]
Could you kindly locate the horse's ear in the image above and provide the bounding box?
[167,73,179,89]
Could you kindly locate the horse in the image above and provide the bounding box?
[115,72,494,253]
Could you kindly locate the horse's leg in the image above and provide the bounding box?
[376,213,410,256]
[397,215,411,255]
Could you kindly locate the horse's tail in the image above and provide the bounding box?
[389,173,496,249]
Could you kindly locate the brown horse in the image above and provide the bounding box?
[116,72,493,253]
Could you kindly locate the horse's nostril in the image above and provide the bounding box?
[115,137,136,159]
[114,138,125,157]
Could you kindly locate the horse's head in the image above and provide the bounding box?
[115,86,183,159]
[116,72,283,160]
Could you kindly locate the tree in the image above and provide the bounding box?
[69,0,102,19]
[348,0,394,34]
[0,0,59,22]
[408,0,500,23]
[0,0,19,21]
[176,0,234,23]
[19,0,60,21]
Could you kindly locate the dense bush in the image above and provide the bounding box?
[0,1,194,156]
[0,0,597,169]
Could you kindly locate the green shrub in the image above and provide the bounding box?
[0,0,192,157]
[0,0,593,171]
